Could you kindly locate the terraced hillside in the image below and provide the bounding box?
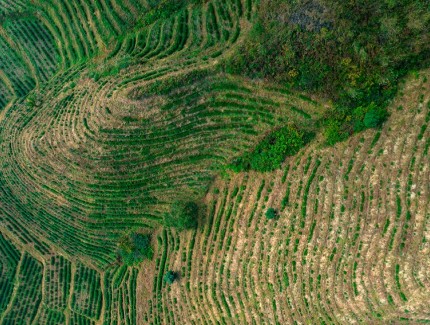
[141,71,430,324]
[0,0,429,324]
[0,0,268,262]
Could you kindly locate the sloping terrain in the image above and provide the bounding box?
[141,71,430,324]
[0,0,429,324]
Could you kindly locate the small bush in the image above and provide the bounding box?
[324,119,349,146]
[266,208,277,219]
[163,270,177,284]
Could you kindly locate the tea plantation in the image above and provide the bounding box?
[0,0,429,324]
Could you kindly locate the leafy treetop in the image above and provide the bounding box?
[117,232,153,266]
[163,270,177,285]
[164,201,199,230]
[266,208,277,220]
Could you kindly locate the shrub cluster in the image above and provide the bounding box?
[265,208,277,220]
[229,125,311,172]
[164,201,199,230]
[117,233,153,266]
[323,103,389,145]
[224,0,430,145]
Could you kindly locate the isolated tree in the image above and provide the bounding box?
[164,201,198,230]
[163,270,177,285]
[265,207,277,220]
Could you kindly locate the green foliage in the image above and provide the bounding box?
[230,125,311,172]
[324,119,349,146]
[117,233,153,266]
[140,0,190,27]
[363,105,389,129]
[88,57,132,81]
[163,270,177,284]
[25,94,39,108]
[225,0,430,144]
[265,208,277,220]
[323,102,389,145]
[164,201,199,230]
[128,70,209,99]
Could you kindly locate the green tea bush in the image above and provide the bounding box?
[163,270,177,284]
[265,208,277,220]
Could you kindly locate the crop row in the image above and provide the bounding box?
[72,262,103,319]
[2,252,43,324]
[0,0,26,17]
[5,18,58,80]
[104,265,138,324]
[0,51,317,267]
[0,230,144,324]
[141,75,430,323]
[0,232,21,315]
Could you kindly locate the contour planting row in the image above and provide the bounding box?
[2,252,43,324]
[0,34,35,98]
[0,13,60,110]
[34,0,139,65]
[116,0,245,62]
[0,232,21,316]
[71,262,103,320]
[0,233,61,323]
[92,0,252,91]
[0,61,317,266]
[142,72,430,323]
[1,0,147,109]
[0,0,254,109]
[0,175,52,255]
[0,0,255,112]
[103,265,138,325]
[0,231,142,325]
[0,78,13,110]
[4,18,59,82]
[44,255,72,311]
[0,0,27,17]
[35,0,250,70]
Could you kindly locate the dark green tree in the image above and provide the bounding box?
[265,208,277,220]
[164,201,199,230]
[117,232,153,266]
[163,270,177,284]
[363,105,388,128]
